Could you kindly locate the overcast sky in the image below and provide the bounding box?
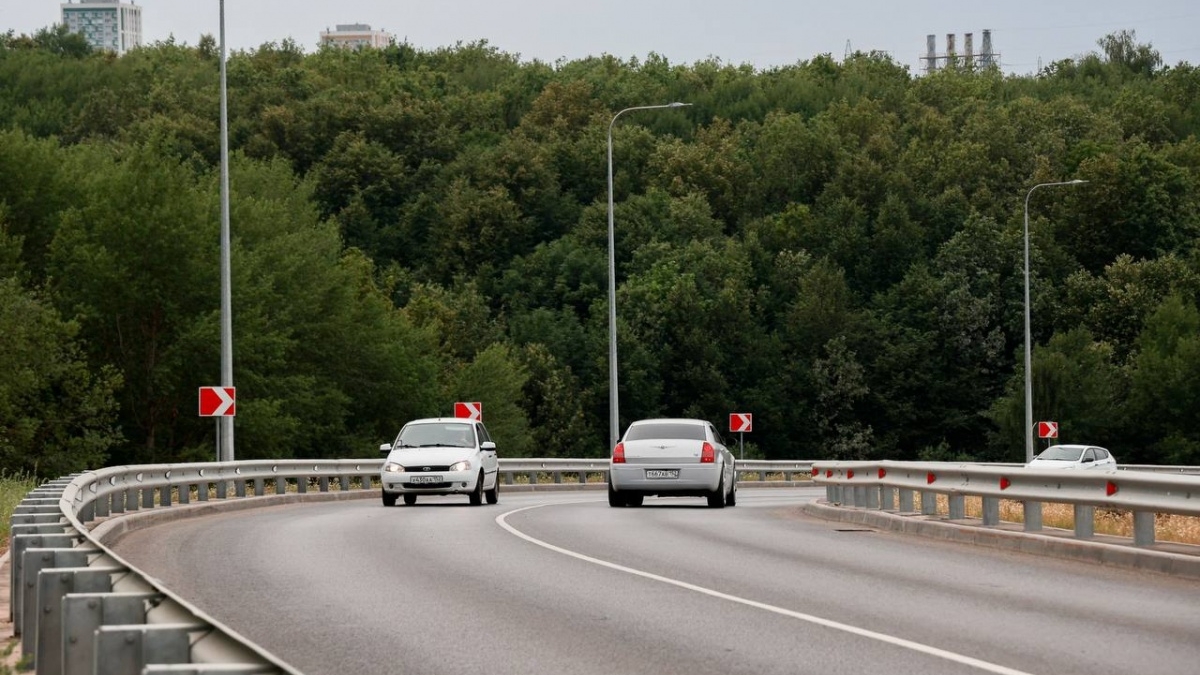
[6,1,1199,74]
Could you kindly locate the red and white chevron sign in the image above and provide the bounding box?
[1037,421,1059,439]
[729,413,752,433]
[199,386,236,417]
[454,401,482,421]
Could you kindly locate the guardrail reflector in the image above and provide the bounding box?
[1000,477,1011,490]
[878,468,887,479]
[1106,481,1119,496]
[927,472,937,484]
[812,467,819,478]
[847,470,855,479]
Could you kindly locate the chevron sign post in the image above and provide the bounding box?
[199,387,236,416]
[729,413,752,460]
[454,401,482,421]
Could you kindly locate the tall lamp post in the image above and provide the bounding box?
[607,102,690,451]
[1023,179,1087,463]
[218,0,235,461]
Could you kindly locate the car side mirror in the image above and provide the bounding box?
[1082,456,1094,463]
[481,441,496,453]
[379,443,392,455]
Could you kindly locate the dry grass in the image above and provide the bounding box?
[924,494,1200,545]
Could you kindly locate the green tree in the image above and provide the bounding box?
[0,278,122,477]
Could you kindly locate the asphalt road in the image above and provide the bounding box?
[112,488,1200,675]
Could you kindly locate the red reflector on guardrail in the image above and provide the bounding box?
[1000,477,1011,490]
[812,467,819,477]
[927,472,937,484]
[1106,481,1118,496]
[825,470,832,478]
[878,468,887,479]
[847,470,855,479]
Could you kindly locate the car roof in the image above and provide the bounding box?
[403,417,474,425]
[1045,444,1105,451]
[629,418,707,425]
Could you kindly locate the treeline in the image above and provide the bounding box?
[1,26,1198,477]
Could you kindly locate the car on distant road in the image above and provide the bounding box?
[379,418,500,506]
[609,418,736,508]
[1025,444,1117,470]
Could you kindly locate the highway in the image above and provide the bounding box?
[112,487,1200,675]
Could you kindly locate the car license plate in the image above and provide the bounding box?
[409,475,441,484]
[645,469,679,479]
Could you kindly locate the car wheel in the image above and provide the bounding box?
[485,473,499,504]
[403,494,417,506]
[469,471,484,506]
[726,479,737,507]
[627,494,643,507]
[382,490,397,507]
[707,474,726,508]
[608,481,625,507]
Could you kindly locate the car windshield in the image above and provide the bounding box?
[396,423,474,448]
[625,423,706,441]
[1036,446,1084,461]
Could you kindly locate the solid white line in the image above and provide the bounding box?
[496,503,1037,675]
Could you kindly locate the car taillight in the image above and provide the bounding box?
[700,442,715,463]
[613,442,626,463]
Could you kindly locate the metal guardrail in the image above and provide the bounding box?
[9,458,814,674]
[13,456,1191,673]
[812,460,1200,548]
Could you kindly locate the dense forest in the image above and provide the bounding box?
[1,25,1198,477]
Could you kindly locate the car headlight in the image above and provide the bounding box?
[449,460,472,472]
[383,462,405,473]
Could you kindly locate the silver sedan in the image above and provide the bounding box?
[608,418,737,508]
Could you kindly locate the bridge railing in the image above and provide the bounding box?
[812,460,1200,548]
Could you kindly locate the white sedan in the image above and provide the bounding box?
[1025,444,1117,470]
[608,418,737,508]
[379,418,500,506]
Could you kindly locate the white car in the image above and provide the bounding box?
[1025,444,1117,470]
[379,418,500,506]
[608,418,737,508]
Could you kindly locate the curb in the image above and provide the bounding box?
[799,501,1200,579]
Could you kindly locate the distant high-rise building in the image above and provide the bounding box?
[61,0,142,55]
[319,24,392,50]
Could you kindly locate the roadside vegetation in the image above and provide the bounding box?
[1,26,1198,478]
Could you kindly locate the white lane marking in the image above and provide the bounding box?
[496,503,1036,675]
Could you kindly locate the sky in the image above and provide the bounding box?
[5,0,1200,74]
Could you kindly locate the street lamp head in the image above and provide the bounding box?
[1068,179,1088,185]
[667,102,692,108]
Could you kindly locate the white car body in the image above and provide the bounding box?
[1025,444,1117,470]
[608,418,737,508]
[379,417,500,506]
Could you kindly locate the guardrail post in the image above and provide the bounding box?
[93,624,200,675]
[1023,502,1042,531]
[865,486,879,509]
[62,592,162,675]
[898,488,914,512]
[124,486,140,512]
[20,548,92,640]
[879,486,895,511]
[526,471,537,485]
[159,485,172,507]
[217,480,229,499]
[552,472,563,484]
[253,478,265,496]
[339,476,350,491]
[10,533,78,630]
[235,478,248,497]
[982,497,1000,526]
[1074,505,1095,538]
[296,477,307,494]
[920,491,937,516]
[825,485,838,504]
[95,492,110,518]
[1132,511,1155,547]
[34,568,121,672]
[178,484,190,505]
[110,488,126,514]
[142,486,155,508]
[275,476,286,495]
[948,494,965,520]
[319,477,330,492]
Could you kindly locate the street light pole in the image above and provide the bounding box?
[1023,179,1086,463]
[218,0,235,461]
[607,102,690,451]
